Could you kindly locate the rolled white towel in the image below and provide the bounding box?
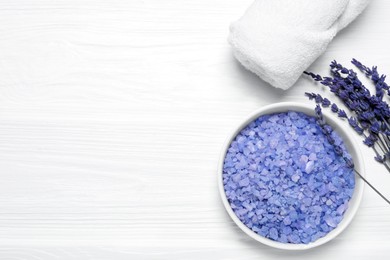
[229,0,370,90]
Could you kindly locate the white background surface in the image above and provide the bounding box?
[0,0,389,259]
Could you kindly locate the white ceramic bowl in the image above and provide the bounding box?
[218,102,364,250]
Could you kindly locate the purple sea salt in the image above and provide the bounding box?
[223,111,355,244]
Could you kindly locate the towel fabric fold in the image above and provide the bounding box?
[229,0,370,90]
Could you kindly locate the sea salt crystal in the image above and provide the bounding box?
[239,177,250,187]
[269,227,279,240]
[270,139,278,149]
[283,216,292,225]
[300,155,309,163]
[309,153,317,161]
[324,215,337,228]
[302,197,312,206]
[305,161,315,174]
[337,202,348,215]
[269,115,279,123]
[291,174,300,182]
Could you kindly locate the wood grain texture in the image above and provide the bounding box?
[0,0,389,258]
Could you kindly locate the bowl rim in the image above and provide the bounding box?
[218,101,365,250]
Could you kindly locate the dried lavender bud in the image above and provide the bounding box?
[373,108,382,118]
[321,77,333,86]
[330,60,343,70]
[370,122,381,134]
[327,135,335,145]
[349,93,359,100]
[322,98,331,107]
[304,71,323,81]
[371,66,379,81]
[358,100,370,111]
[315,94,323,104]
[348,117,358,128]
[359,120,370,129]
[305,92,316,100]
[338,110,347,119]
[379,104,390,118]
[376,89,385,100]
[315,104,321,115]
[354,125,364,135]
[349,101,360,111]
[323,125,333,134]
[339,90,349,101]
[329,84,340,93]
[352,58,372,76]
[345,158,354,168]
[331,103,339,113]
[380,122,387,132]
[363,134,378,147]
[375,155,385,163]
[360,111,375,121]
[369,96,381,106]
[334,146,343,156]
[315,105,326,126]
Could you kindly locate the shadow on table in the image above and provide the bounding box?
[231,58,288,103]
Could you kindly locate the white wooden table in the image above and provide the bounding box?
[0,0,389,258]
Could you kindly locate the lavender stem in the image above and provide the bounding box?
[353,169,390,205]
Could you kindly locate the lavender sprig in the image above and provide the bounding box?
[305,59,390,205]
[312,105,390,205]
